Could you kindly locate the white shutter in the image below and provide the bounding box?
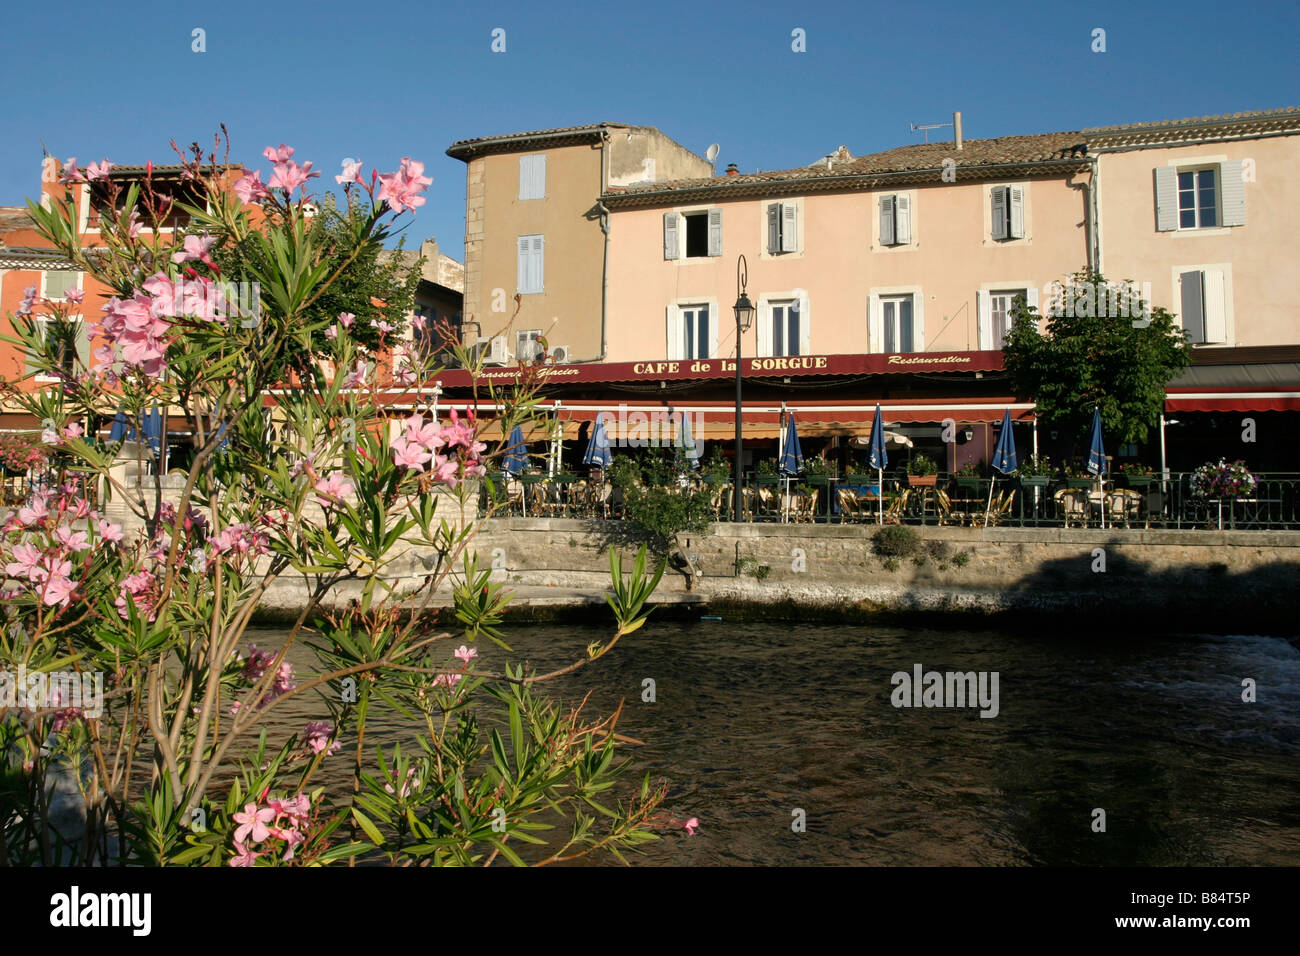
[757,303,772,357]
[530,235,544,293]
[868,293,882,353]
[991,187,1007,240]
[1025,286,1040,332]
[798,295,811,355]
[74,321,90,367]
[663,213,679,260]
[1219,161,1246,226]
[781,202,798,253]
[976,290,991,350]
[708,208,723,257]
[1008,186,1025,239]
[516,237,529,291]
[767,203,780,253]
[879,195,895,245]
[1154,167,1178,231]
[1203,269,1227,343]
[666,307,682,360]
[895,195,911,244]
[707,306,718,359]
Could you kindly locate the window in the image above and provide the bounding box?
[1155,162,1245,231]
[759,298,809,357]
[878,194,911,246]
[1179,269,1227,344]
[516,329,543,362]
[517,235,544,294]
[990,185,1025,240]
[977,289,1033,350]
[766,202,799,254]
[43,271,79,301]
[33,317,88,379]
[1178,168,1217,228]
[663,209,721,260]
[518,155,546,200]
[667,303,716,360]
[882,296,914,353]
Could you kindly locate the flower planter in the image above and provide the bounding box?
[1019,476,1051,488]
[756,475,779,487]
[1066,478,1093,489]
[907,475,938,488]
[954,476,982,490]
[1122,475,1154,490]
[806,475,831,487]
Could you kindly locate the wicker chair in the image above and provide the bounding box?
[1055,488,1089,528]
[837,486,859,523]
[935,488,967,526]
[884,489,911,524]
[1105,489,1142,528]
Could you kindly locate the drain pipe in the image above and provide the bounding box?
[577,128,611,363]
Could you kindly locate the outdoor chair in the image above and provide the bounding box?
[935,488,967,526]
[792,489,819,523]
[986,489,1016,527]
[1055,488,1089,528]
[505,479,525,516]
[884,489,911,524]
[836,486,860,523]
[1105,489,1143,528]
[757,487,779,521]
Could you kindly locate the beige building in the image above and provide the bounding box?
[446,124,712,364]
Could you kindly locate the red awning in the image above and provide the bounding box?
[1165,391,1300,412]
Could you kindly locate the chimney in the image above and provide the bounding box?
[954,111,963,151]
[725,163,739,176]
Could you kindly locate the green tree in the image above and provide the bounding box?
[1002,269,1191,445]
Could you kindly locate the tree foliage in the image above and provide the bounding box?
[1002,269,1191,445]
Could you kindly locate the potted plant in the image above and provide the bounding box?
[1062,462,1095,489]
[1117,461,1155,489]
[954,461,983,490]
[907,453,939,487]
[1190,458,1257,500]
[756,458,779,487]
[1017,454,1053,488]
[702,449,730,486]
[804,457,832,487]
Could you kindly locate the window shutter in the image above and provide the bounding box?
[911,294,925,351]
[879,195,895,246]
[1180,270,1206,343]
[797,296,810,356]
[663,213,679,260]
[1154,167,1178,231]
[518,155,545,200]
[27,318,43,375]
[517,237,529,292]
[757,304,772,357]
[767,203,780,253]
[666,307,682,360]
[1025,286,1040,332]
[519,157,530,200]
[976,291,991,350]
[1008,186,1025,239]
[1203,270,1227,343]
[707,208,723,257]
[895,195,911,244]
[533,236,544,292]
[1219,161,1246,226]
[991,187,1007,240]
[75,321,91,367]
[868,294,882,353]
[534,155,545,198]
[781,203,798,253]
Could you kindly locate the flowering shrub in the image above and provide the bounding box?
[1191,459,1257,499]
[0,433,48,473]
[0,135,679,867]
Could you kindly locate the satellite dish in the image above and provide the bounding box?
[705,143,720,164]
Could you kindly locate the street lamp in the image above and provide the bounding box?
[733,255,755,521]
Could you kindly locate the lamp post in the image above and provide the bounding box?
[733,255,755,521]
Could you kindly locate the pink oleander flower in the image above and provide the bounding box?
[229,840,261,867]
[314,471,354,505]
[6,543,44,581]
[233,169,271,204]
[62,422,83,439]
[392,436,433,472]
[412,314,427,332]
[84,160,112,181]
[58,158,83,183]
[341,359,368,389]
[371,319,394,334]
[454,645,477,663]
[54,526,90,552]
[39,558,76,609]
[324,325,338,341]
[171,233,217,266]
[384,768,421,799]
[263,144,295,163]
[233,803,276,844]
[288,452,316,479]
[432,672,462,691]
[127,208,143,238]
[377,157,432,215]
[403,413,444,452]
[336,158,363,185]
[269,159,319,194]
[18,496,49,526]
[683,817,699,836]
[116,570,158,622]
[337,312,355,328]
[302,721,340,755]
[64,287,85,304]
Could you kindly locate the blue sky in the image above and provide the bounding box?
[2,0,1296,261]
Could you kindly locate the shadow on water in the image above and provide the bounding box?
[252,607,1300,866]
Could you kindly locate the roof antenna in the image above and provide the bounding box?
[908,120,953,144]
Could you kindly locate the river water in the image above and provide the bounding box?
[248,619,1300,866]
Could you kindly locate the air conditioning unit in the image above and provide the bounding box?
[485,337,511,366]
[549,344,572,364]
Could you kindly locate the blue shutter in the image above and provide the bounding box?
[708,208,723,257]
[879,195,895,245]
[1154,167,1178,231]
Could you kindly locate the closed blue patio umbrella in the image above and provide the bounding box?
[677,410,699,472]
[778,413,803,476]
[868,403,888,525]
[503,424,528,476]
[142,408,164,461]
[985,409,1018,527]
[1086,407,1108,527]
[583,413,612,469]
[107,409,131,443]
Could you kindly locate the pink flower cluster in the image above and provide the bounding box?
[390,409,487,488]
[2,485,124,612]
[92,271,227,380]
[230,793,314,866]
[208,522,270,561]
[377,158,432,214]
[234,644,295,711]
[116,570,159,622]
[302,721,340,756]
[384,768,422,799]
